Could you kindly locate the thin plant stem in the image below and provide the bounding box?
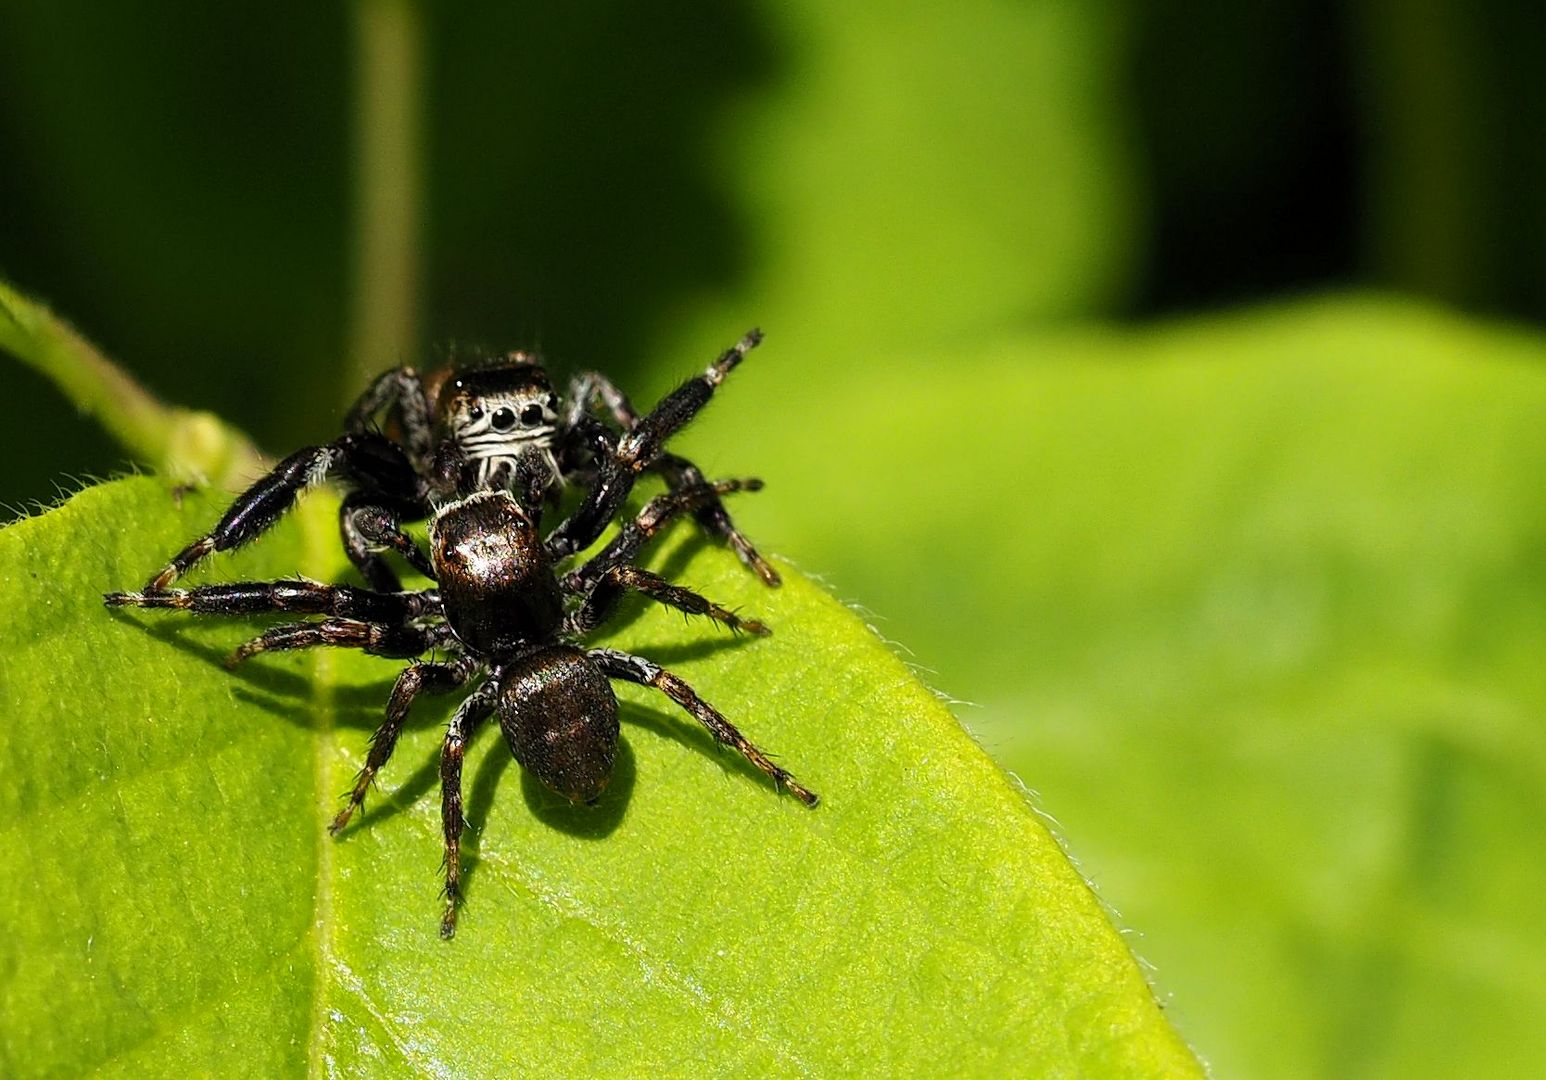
[0,279,264,488]
[348,0,425,398]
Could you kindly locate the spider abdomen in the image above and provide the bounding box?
[496,645,620,803]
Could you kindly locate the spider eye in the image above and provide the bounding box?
[466,406,484,422]
[491,406,517,432]
[521,403,545,426]
[546,394,559,410]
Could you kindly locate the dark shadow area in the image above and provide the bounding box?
[591,528,776,645]
[607,632,765,669]
[1430,1,1546,322]
[0,364,127,520]
[340,747,445,836]
[453,725,634,905]
[225,683,385,739]
[589,595,771,667]
[516,735,634,838]
[1125,0,1361,315]
[0,4,776,508]
[646,529,714,586]
[0,2,352,511]
[421,2,775,383]
[113,610,407,723]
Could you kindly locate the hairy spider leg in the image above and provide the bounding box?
[560,479,770,639]
[331,655,481,837]
[104,578,442,665]
[346,365,435,469]
[339,493,437,591]
[142,432,424,593]
[225,617,451,668]
[654,453,779,585]
[564,479,765,596]
[106,578,434,622]
[564,564,769,638]
[546,328,764,561]
[340,493,394,591]
[567,366,779,585]
[588,647,818,806]
[438,678,499,939]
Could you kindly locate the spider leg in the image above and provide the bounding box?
[346,365,434,468]
[565,564,768,638]
[563,371,779,580]
[438,677,499,940]
[224,616,451,667]
[106,578,443,667]
[339,494,436,590]
[564,369,639,432]
[105,578,435,624]
[330,654,480,837]
[341,494,423,592]
[589,647,817,806]
[565,478,765,594]
[546,329,763,560]
[142,432,421,592]
[655,454,780,585]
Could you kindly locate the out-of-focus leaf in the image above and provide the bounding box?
[630,0,1136,391]
[0,478,1196,1077]
[675,294,1546,1078]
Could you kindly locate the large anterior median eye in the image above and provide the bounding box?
[491,406,517,431]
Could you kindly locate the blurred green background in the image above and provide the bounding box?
[4,3,1544,1076]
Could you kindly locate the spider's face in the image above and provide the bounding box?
[439,356,562,458]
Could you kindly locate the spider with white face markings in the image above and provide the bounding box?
[106,329,815,937]
[138,329,781,598]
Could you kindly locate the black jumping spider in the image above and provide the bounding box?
[107,331,815,937]
[142,329,780,596]
[110,478,816,938]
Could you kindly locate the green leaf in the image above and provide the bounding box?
[636,0,1135,391]
[681,294,1546,1078]
[0,478,1197,1077]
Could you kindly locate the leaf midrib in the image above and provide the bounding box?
[298,498,342,1079]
